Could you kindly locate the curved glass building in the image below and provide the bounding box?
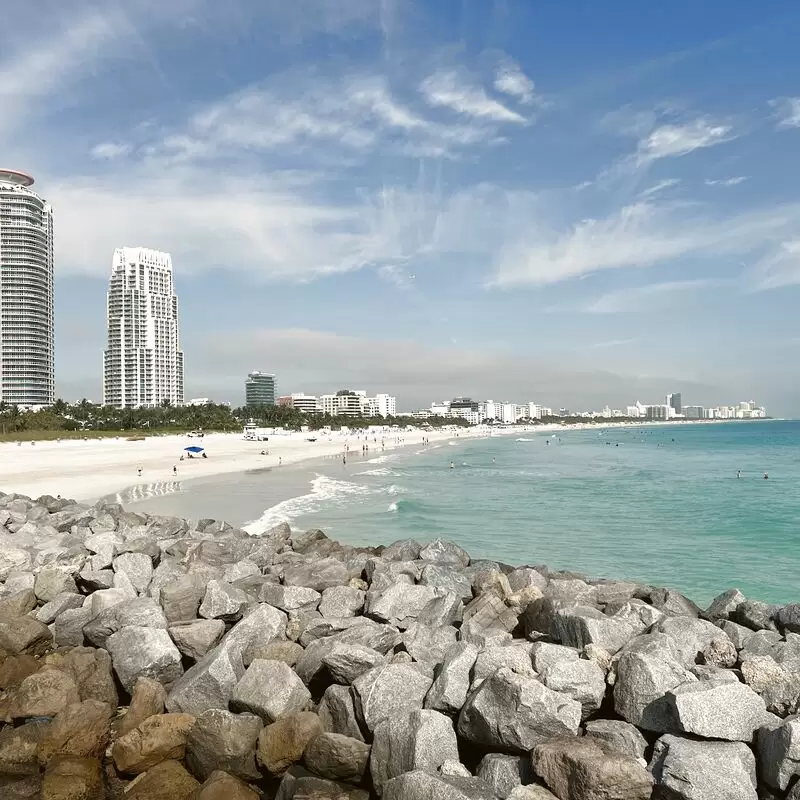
[0,170,55,406]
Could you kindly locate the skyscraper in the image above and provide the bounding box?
[103,247,184,408]
[667,392,682,415]
[245,371,276,407]
[0,169,54,405]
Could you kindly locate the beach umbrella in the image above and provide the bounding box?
[184,445,204,453]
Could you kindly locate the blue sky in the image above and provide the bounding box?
[3,0,800,412]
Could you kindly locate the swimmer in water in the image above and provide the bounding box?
[450,461,455,469]
[737,470,741,479]
[764,472,769,480]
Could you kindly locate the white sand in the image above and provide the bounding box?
[0,425,510,503]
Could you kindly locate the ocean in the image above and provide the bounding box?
[125,420,800,606]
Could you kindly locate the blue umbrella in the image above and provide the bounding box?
[184,445,204,453]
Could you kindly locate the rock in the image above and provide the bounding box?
[382,539,422,561]
[532,736,653,800]
[260,584,321,612]
[0,589,37,618]
[120,677,167,736]
[740,629,783,657]
[0,719,48,776]
[53,608,91,649]
[106,626,183,693]
[540,658,606,718]
[37,700,111,764]
[719,620,755,650]
[606,599,664,632]
[419,539,470,567]
[457,667,581,753]
[756,716,800,790]
[734,600,780,632]
[425,641,479,713]
[33,568,77,604]
[477,754,532,799]
[231,659,311,722]
[366,583,440,629]
[552,607,636,654]
[704,588,746,621]
[185,708,262,782]
[0,549,32,580]
[112,552,153,593]
[656,616,735,667]
[36,593,84,625]
[224,559,261,583]
[318,685,366,742]
[353,664,433,733]
[584,719,647,761]
[383,771,499,800]
[83,597,168,648]
[169,619,225,661]
[403,623,458,664]
[89,588,128,616]
[462,593,518,634]
[195,770,259,800]
[0,654,40,690]
[741,656,800,716]
[700,637,737,668]
[11,668,80,719]
[0,774,42,800]
[473,643,535,682]
[218,602,289,659]
[76,570,114,591]
[257,711,323,775]
[371,709,459,794]
[166,645,245,716]
[665,679,768,741]
[319,586,365,618]
[419,564,474,601]
[650,588,701,618]
[276,772,370,799]
[199,581,249,621]
[112,712,195,774]
[649,733,757,800]
[160,576,202,623]
[441,760,473,779]
[283,559,350,592]
[323,644,386,685]
[777,604,800,634]
[304,732,371,783]
[41,755,102,800]
[0,616,53,655]
[530,642,579,673]
[507,567,548,594]
[124,759,201,800]
[507,787,558,800]
[613,647,696,730]
[244,639,304,668]
[417,591,463,628]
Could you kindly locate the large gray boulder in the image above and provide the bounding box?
[419,539,470,568]
[704,588,746,622]
[665,679,768,741]
[259,584,321,613]
[366,583,440,629]
[168,619,225,661]
[185,708,262,781]
[353,664,433,733]
[425,641,479,713]
[166,644,245,715]
[318,684,366,742]
[322,644,385,685]
[756,716,800,790]
[530,642,579,673]
[734,599,780,632]
[532,736,653,800]
[403,623,458,664]
[742,655,800,716]
[160,575,202,623]
[540,658,606,719]
[473,643,535,682]
[371,709,460,794]
[304,732,371,783]
[283,558,350,591]
[199,580,249,621]
[613,647,696,730]
[231,659,310,722]
[383,771,500,800]
[649,734,757,800]
[419,564,474,601]
[83,597,168,648]
[106,625,183,692]
[551,606,636,654]
[319,586,365,618]
[461,593,518,634]
[584,719,648,762]
[457,667,581,752]
[112,552,153,594]
[476,754,532,799]
[656,616,735,667]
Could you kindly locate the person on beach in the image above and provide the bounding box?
[137,466,142,477]
[279,457,282,466]
[173,465,177,476]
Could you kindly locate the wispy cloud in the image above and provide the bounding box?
[588,280,717,314]
[751,240,800,290]
[636,118,735,164]
[420,69,526,123]
[493,62,537,105]
[591,338,638,348]
[770,96,800,129]
[705,176,748,187]
[90,142,132,160]
[639,178,681,198]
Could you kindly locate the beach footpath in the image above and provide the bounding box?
[0,490,795,799]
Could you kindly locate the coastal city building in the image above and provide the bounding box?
[0,169,55,406]
[667,392,682,416]
[278,393,321,414]
[244,371,276,407]
[103,247,184,409]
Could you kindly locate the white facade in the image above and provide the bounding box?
[527,402,541,420]
[484,401,497,420]
[501,402,519,424]
[375,393,396,417]
[0,170,54,405]
[103,247,184,408]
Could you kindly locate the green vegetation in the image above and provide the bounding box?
[0,400,470,440]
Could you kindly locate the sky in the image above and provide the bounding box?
[3,0,800,413]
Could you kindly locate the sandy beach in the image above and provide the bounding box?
[0,425,508,502]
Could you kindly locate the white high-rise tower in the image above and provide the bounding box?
[103,247,184,408]
[0,169,54,406]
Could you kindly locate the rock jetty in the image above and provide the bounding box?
[0,491,797,799]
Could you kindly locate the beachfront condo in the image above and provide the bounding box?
[103,247,184,409]
[245,371,276,407]
[0,169,55,406]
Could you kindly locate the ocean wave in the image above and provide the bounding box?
[516,437,534,442]
[388,501,399,512]
[355,467,394,477]
[386,484,405,495]
[243,474,369,535]
[365,455,394,464]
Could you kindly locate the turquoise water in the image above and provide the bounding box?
[130,421,800,606]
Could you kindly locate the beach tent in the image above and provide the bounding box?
[184,446,204,453]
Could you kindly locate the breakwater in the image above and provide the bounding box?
[0,490,797,799]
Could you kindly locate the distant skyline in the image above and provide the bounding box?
[3,2,800,414]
